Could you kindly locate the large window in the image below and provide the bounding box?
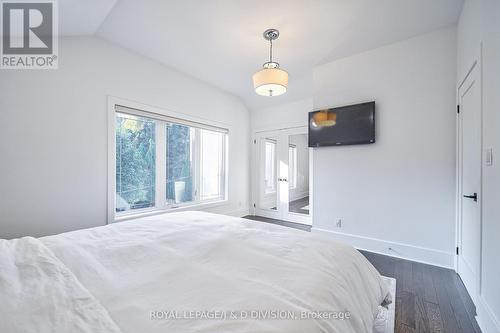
[114,106,227,216]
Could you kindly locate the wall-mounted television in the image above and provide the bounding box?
[308,101,375,147]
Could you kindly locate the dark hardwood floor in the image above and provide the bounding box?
[361,250,481,333]
[288,196,310,215]
[242,215,481,333]
[243,215,312,231]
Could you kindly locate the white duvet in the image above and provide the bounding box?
[1,211,389,333]
[37,211,389,333]
[0,237,121,333]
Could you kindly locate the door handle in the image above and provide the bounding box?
[463,193,478,202]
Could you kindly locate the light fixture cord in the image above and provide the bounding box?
[269,38,273,63]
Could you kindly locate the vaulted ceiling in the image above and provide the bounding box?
[59,0,464,110]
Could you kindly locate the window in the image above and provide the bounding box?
[116,113,156,212]
[200,129,225,200]
[114,105,227,216]
[288,144,297,189]
[166,123,195,205]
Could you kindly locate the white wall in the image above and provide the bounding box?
[457,0,482,81]
[0,37,250,239]
[251,98,313,132]
[458,1,500,331]
[311,28,457,268]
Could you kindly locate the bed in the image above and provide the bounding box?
[0,211,394,333]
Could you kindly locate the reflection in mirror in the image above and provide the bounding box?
[288,134,309,215]
[259,137,278,210]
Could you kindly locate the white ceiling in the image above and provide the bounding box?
[59,0,464,110]
[58,0,117,35]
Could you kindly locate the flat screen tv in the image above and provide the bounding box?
[308,101,375,147]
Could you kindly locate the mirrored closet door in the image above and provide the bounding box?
[254,127,311,225]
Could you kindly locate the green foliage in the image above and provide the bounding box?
[166,124,193,203]
[116,116,156,210]
[115,116,194,212]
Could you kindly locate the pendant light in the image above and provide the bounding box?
[252,29,288,97]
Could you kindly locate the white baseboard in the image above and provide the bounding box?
[312,227,454,269]
[223,208,250,218]
[477,296,500,333]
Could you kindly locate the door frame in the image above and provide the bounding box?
[251,126,313,225]
[455,45,483,303]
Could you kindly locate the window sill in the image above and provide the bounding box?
[113,199,229,223]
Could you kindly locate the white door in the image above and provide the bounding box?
[457,62,482,302]
[254,128,312,225]
[254,133,281,220]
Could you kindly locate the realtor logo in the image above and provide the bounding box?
[1,0,58,69]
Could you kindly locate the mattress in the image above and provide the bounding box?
[1,211,392,333]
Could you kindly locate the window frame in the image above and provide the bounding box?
[108,98,229,223]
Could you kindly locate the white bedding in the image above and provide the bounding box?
[37,211,389,333]
[0,237,122,333]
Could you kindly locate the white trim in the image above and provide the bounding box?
[312,227,454,268]
[156,120,167,211]
[114,199,230,222]
[477,296,500,333]
[253,123,307,134]
[309,147,313,219]
[109,96,231,131]
[251,138,256,216]
[479,42,484,297]
[107,98,116,224]
[115,104,228,134]
[192,129,201,201]
[223,134,229,207]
